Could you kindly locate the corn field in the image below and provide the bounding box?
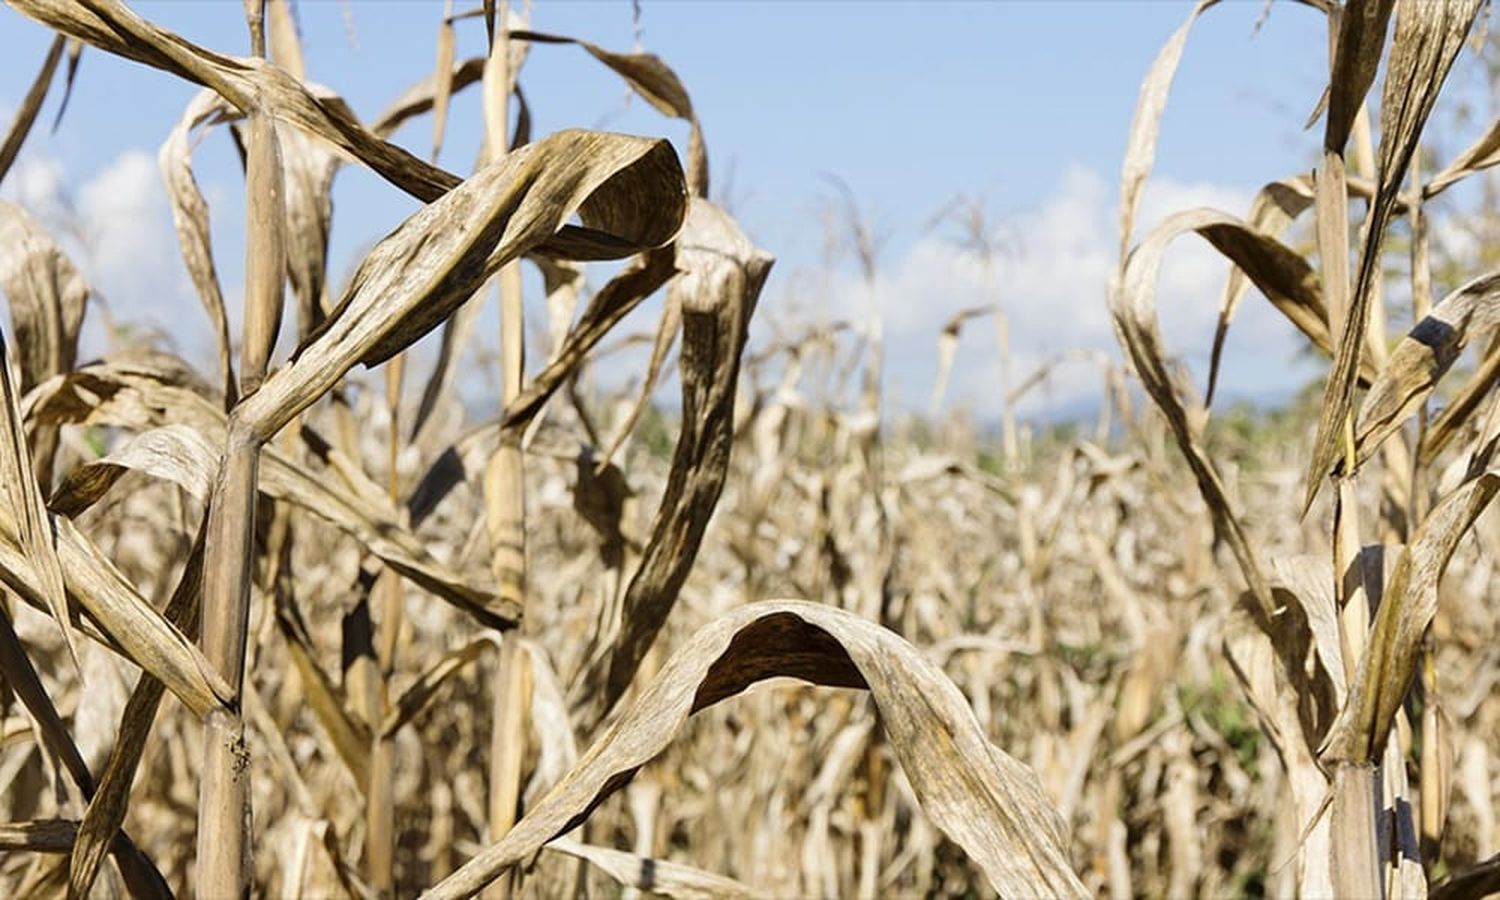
[1,0,1500,897]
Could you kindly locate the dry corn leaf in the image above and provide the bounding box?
[431,0,456,161]
[9,0,462,201]
[514,29,708,196]
[160,90,239,403]
[1420,337,1500,465]
[424,600,1084,899]
[237,128,687,442]
[1305,0,1482,511]
[381,637,492,737]
[0,604,90,800]
[408,291,484,447]
[1322,0,1395,151]
[276,585,374,788]
[0,329,73,666]
[585,200,772,721]
[1117,0,1218,260]
[1351,268,1500,472]
[24,355,226,436]
[0,512,231,718]
[0,611,173,898]
[1323,468,1500,764]
[372,55,486,140]
[1425,117,1500,198]
[520,640,578,805]
[1207,174,1383,404]
[0,819,75,853]
[0,34,65,185]
[0,201,88,490]
[50,39,84,133]
[266,0,303,80]
[0,206,88,387]
[545,838,768,900]
[239,108,288,395]
[50,423,520,628]
[598,291,682,468]
[273,113,339,342]
[1113,208,1330,617]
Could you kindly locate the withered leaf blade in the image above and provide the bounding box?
[239,108,288,396]
[51,40,84,133]
[160,90,239,404]
[1111,208,1319,620]
[0,328,73,665]
[1116,0,1218,261]
[0,606,172,899]
[1322,468,1500,764]
[0,34,65,185]
[0,819,76,854]
[421,601,1084,899]
[277,588,373,788]
[1207,173,1386,405]
[1351,268,1500,472]
[1304,0,1482,512]
[9,0,464,202]
[265,0,304,80]
[1209,176,1314,405]
[589,200,772,722]
[1322,0,1395,152]
[0,201,89,487]
[372,55,486,140]
[50,423,520,629]
[0,203,89,396]
[431,4,455,162]
[238,128,687,442]
[1426,115,1500,197]
[598,291,681,468]
[512,29,708,195]
[1420,338,1500,466]
[380,637,491,737]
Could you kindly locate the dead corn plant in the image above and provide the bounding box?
[0,1,1082,898]
[1111,0,1500,895]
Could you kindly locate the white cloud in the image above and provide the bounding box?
[77,151,196,335]
[789,164,1320,416]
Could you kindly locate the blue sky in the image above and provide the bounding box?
[1,1,1484,416]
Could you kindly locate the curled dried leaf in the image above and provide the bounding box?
[1117,0,1218,260]
[515,29,708,196]
[423,601,1083,899]
[1322,468,1500,763]
[238,129,687,442]
[584,200,772,721]
[160,91,239,403]
[1351,269,1500,472]
[1113,208,1331,619]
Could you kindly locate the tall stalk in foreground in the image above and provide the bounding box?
[197,3,284,887]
